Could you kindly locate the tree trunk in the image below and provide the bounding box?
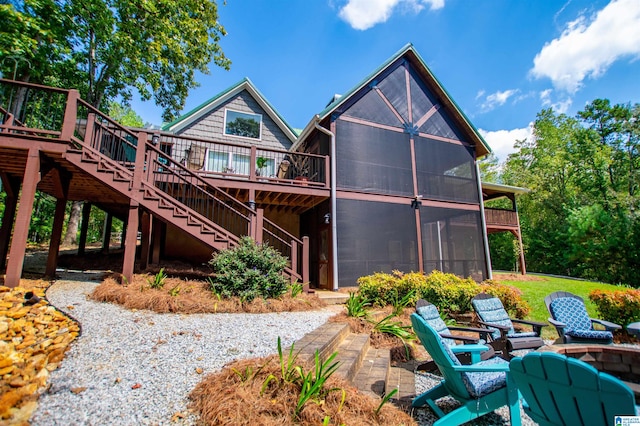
[62,201,82,246]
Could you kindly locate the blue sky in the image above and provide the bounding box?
[133,0,640,162]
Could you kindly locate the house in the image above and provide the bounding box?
[0,43,527,290]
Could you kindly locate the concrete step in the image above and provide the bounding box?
[315,290,350,305]
[386,361,417,409]
[334,333,370,382]
[353,348,391,399]
[293,322,350,363]
[292,322,415,408]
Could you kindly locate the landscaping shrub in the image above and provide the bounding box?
[417,271,480,314]
[357,271,414,307]
[589,288,640,325]
[208,237,289,302]
[479,280,531,319]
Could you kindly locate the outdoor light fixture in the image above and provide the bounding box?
[411,195,422,210]
[151,134,160,145]
[323,213,331,224]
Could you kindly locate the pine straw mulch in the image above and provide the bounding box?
[189,355,417,426]
[492,272,546,282]
[328,308,429,364]
[90,274,326,314]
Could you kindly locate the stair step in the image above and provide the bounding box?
[293,322,349,364]
[334,333,370,382]
[353,348,391,399]
[385,361,417,408]
[314,290,350,305]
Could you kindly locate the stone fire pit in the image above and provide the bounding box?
[539,344,640,403]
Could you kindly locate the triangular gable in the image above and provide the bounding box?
[298,43,491,157]
[162,77,298,143]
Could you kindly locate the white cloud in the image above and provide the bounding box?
[479,125,533,162]
[531,0,640,92]
[540,89,573,114]
[479,89,519,112]
[338,0,444,30]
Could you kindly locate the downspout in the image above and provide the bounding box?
[314,120,339,290]
[476,162,492,280]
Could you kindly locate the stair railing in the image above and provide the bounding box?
[0,78,308,282]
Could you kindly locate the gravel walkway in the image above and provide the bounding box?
[28,264,631,425]
[31,271,339,425]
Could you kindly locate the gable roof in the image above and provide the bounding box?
[161,77,298,142]
[295,43,492,157]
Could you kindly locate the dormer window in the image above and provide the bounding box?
[224,109,262,140]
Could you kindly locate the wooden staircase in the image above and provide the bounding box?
[0,78,309,285]
[293,322,417,405]
[65,146,236,252]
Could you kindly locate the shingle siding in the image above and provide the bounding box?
[176,90,292,151]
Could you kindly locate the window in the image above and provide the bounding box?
[206,150,251,175]
[224,109,262,140]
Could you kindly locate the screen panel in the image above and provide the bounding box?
[419,108,464,141]
[342,89,403,128]
[408,68,438,122]
[377,64,409,123]
[414,135,479,203]
[336,120,413,196]
[421,206,487,281]
[337,199,419,287]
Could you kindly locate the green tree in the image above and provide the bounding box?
[108,101,144,128]
[478,153,500,183]
[500,100,640,285]
[2,0,231,246]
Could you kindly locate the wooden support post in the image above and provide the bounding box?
[249,146,257,181]
[45,197,67,277]
[290,239,298,284]
[139,211,151,271]
[61,90,79,141]
[78,203,92,256]
[5,148,40,287]
[151,217,162,265]
[415,208,424,273]
[254,209,264,243]
[121,202,139,283]
[302,236,310,292]
[101,213,113,254]
[0,174,20,270]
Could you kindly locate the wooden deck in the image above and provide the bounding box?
[0,79,329,287]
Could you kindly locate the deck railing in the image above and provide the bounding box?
[484,208,518,227]
[146,131,328,188]
[0,79,69,138]
[0,78,308,282]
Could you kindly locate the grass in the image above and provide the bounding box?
[494,272,624,339]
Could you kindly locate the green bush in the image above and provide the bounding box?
[479,280,531,319]
[354,270,533,319]
[417,271,480,314]
[589,288,640,325]
[208,237,289,302]
[357,271,412,307]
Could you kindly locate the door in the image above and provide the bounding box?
[318,226,331,289]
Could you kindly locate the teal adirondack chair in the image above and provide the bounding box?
[510,352,638,426]
[410,313,522,426]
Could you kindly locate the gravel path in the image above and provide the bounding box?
[31,271,339,425]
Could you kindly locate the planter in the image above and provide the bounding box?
[294,176,309,186]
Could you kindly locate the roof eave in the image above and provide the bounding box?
[162,78,297,143]
[313,43,492,158]
[482,181,531,195]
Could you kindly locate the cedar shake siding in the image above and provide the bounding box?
[176,90,292,151]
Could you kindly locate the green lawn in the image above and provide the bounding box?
[493,272,623,340]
